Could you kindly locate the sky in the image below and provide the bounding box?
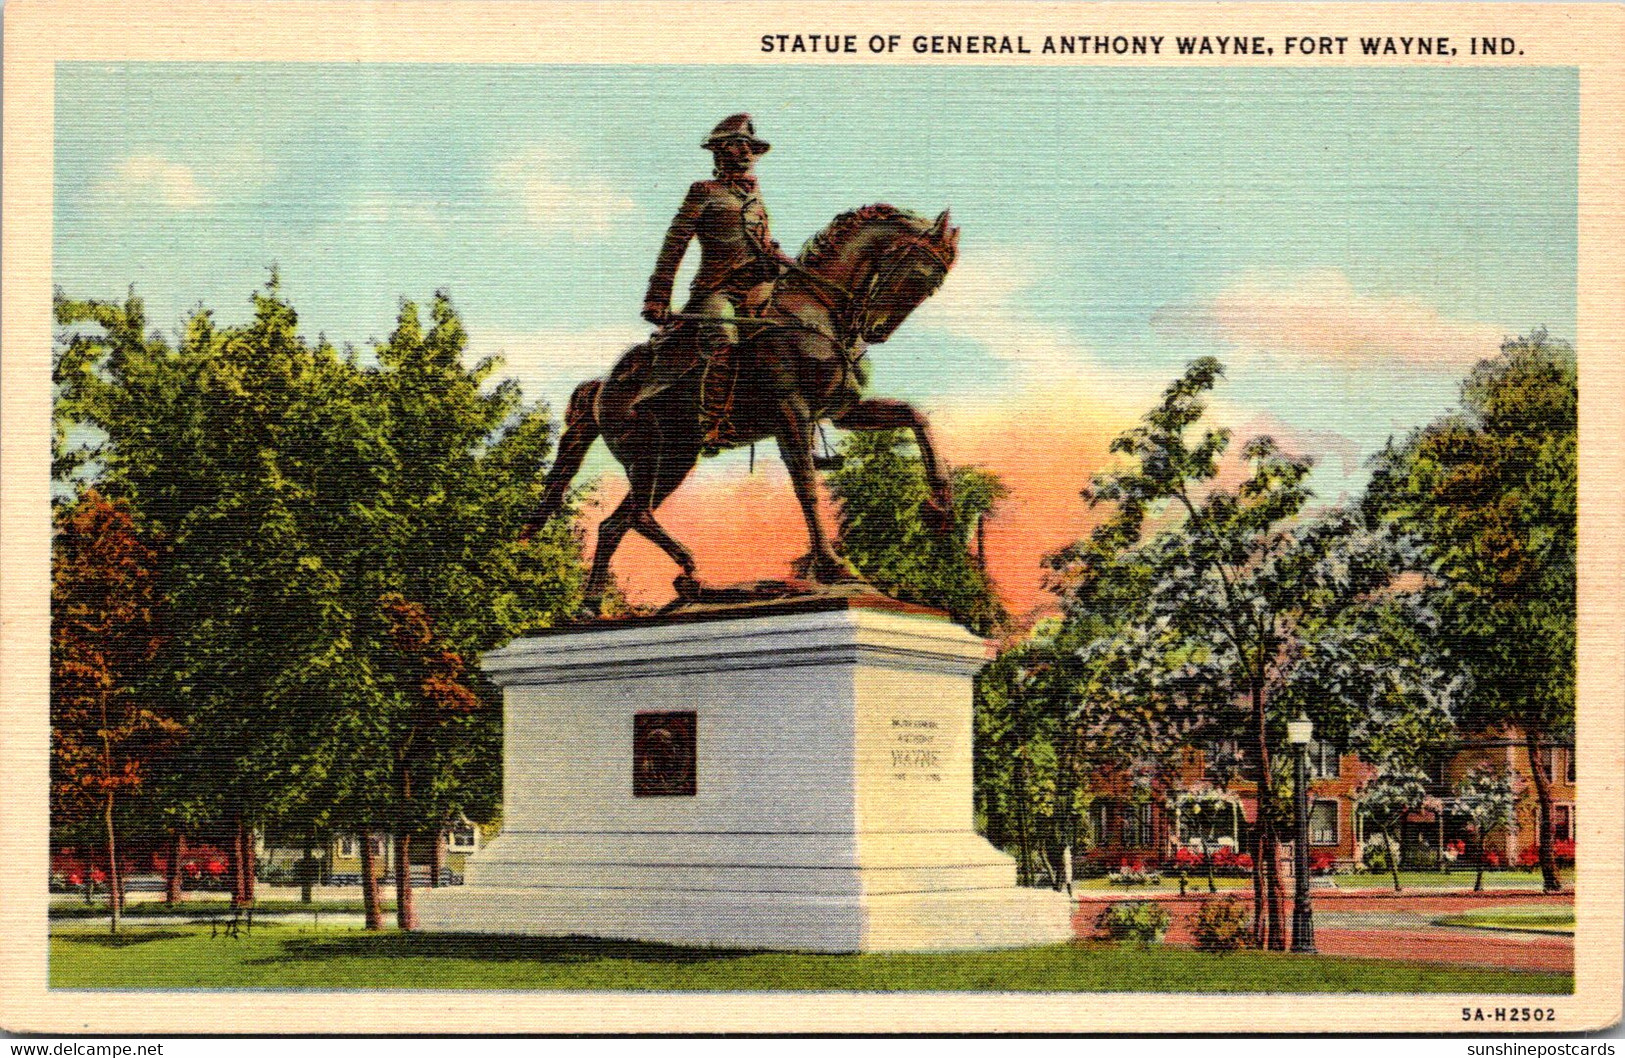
[54,63,1578,617]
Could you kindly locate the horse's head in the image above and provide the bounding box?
[797,205,960,344]
[860,209,960,343]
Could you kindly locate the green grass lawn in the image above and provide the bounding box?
[50,898,388,919]
[48,922,1571,994]
[1434,907,1576,935]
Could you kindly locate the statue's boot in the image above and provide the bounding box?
[698,347,739,454]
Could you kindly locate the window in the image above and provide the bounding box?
[448,823,477,851]
[1553,805,1572,843]
[338,835,356,858]
[1565,748,1576,785]
[1089,803,1111,845]
[1204,740,1241,782]
[1131,803,1155,848]
[1542,747,1559,784]
[1309,741,1341,778]
[1310,800,1339,846]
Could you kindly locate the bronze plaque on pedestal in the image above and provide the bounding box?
[633,711,697,797]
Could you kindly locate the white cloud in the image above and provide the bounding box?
[95,154,209,210]
[1150,270,1508,369]
[492,145,637,238]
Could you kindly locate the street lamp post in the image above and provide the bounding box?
[1287,713,1317,953]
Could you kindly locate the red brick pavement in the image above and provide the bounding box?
[1074,888,1573,973]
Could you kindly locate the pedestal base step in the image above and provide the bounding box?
[415,885,1074,953]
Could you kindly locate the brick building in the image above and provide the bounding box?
[1084,726,1574,871]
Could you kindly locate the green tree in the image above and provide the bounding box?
[1453,764,1518,892]
[1365,330,1576,893]
[824,429,1007,635]
[53,281,583,925]
[1051,360,1458,948]
[974,623,1076,887]
[55,282,362,901]
[1354,768,1437,892]
[341,294,583,929]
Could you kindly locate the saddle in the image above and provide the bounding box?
[618,322,706,409]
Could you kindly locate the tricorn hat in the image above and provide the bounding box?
[702,113,770,153]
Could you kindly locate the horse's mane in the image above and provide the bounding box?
[797,204,929,268]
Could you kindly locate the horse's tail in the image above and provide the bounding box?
[522,378,602,538]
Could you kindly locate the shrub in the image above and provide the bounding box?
[1553,839,1575,865]
[1484,848,1503,869]
[1191,896,1253,953]
[1107,860,1164,886]
[1518,847,1540,869]
[1309,850,1337,874]
[1362,838,1393,874]
[1094,901,1171,947]
[1170,847,1202,870]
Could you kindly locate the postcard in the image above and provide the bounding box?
[2,0,1621,1036]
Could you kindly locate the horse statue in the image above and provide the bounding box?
[523,204,961,616]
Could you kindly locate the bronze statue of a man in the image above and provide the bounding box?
[642,113,792,452]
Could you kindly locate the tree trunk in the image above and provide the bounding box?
[1474,832,1486,893]
[300,835,314,903]
[429,826,445,889]
[1523,730,1562,893]
[243,821,257,903]
[394,831,416,931]
[103,792,122,934]
[1012,759,1032,887]
[1249,684,1284,949]
[1261,817,1285,950]
[231,814,247,907]
[1386,829,1402,892]
[165,831,185,905]
[359,835,385,931]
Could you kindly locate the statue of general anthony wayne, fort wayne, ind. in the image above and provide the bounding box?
[521,113,963,617]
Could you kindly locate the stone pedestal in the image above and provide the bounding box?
[417,595,1072,952]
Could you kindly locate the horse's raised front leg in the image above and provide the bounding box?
[776,400,863,585]
[832,397,956,534]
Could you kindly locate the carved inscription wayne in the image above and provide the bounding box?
[633,710,698,797]
[889,716,942,782]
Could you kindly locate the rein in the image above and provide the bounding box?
[774,226,951,353]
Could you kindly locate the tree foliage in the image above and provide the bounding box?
[1364,330,1576,891]
[1354,767,1438,892]
[824,429,1007,635]
[51,490,182,930]
[52,279,583,921]
[1043,358,1458,946]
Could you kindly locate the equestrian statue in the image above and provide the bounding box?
[521,113,962,616]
